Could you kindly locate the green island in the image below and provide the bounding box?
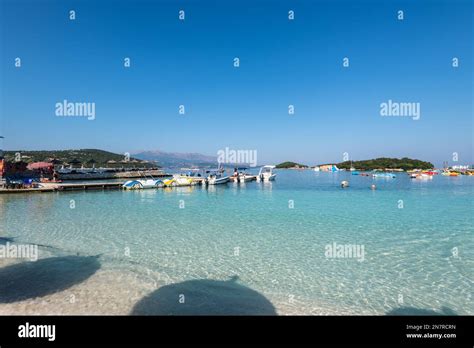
[276,161,309,169]
[3,149,156,167]
[336,157,434,171]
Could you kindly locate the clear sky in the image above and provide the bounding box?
[1,0,472,166]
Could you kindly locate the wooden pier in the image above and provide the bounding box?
[0,181,126,194]
[0,187,56,194]
[56,182,125,191]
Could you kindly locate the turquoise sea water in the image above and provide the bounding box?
[0,170,473,315]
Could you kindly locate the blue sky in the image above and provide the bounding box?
[0,0,472,166]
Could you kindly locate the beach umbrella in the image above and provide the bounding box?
[86,159,96,168]
[69,158,81,165]
[67,158,81,169]
[27,162,53,170]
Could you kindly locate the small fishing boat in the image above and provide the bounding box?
[123,179,164,190]
[239,174,254,183]
[204,169,230,185]
[256,165,276,182]
[351,171,360,175]
[236,168,254,183]
[410,173,433,180]
[372,172,396,178]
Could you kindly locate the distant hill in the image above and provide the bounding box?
[336,157,434,171]
[276,161,308,169]
[133,150,217,167]
[3,149,219,168]
[3,149,155,167]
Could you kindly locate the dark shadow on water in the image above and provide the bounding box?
[387,306,457,316]
[131,276,277,315]
[0,255,101,303]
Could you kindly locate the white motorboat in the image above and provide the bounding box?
[410,173,433,180]
[235,167,254,183]
[256,165,276,182]
[239,174,253,183]
[205,168,230,185]
[372,172,396,178]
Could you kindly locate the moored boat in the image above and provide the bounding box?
[204,168,230,185]
[176,169,205,184]
[442,171,460,176]
[237,168,254,183]
[410,173,433,180]
[123,179,164,190]
[372,172,396,178]
[163,175,195,187]
[256,165,276,182]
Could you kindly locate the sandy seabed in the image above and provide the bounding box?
[0,260,339,316]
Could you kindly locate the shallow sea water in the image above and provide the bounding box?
[0,170,472,315]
